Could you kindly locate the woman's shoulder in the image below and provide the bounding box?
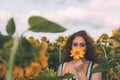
[90,61,99,68]
[57,62,68,76]
[58,62,68,69]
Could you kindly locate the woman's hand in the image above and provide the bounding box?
[69,59,84,73]
[73,59,88,80]
[74,59,84,72]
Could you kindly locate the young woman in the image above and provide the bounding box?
[57,30,102,80]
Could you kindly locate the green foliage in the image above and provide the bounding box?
[0,77,5,80]
[1,15,66,66]
[14,37,35,66]
[34,68,57,80]
[110,27,120,43]
[58,73,73,79]
[1,15,120,80]
[47,43,59,71]
[41,36,48,42]
[6,17,15,36]
[0,34,13,62]
[112,27,120,36]
[0,34,12,48]
[93,28,120,80]
[0,15,66,80]
[111,35,120,43]
[92,63,116,73]
[100,33,109,40]
[34,68,73,80]
[47,43,64,71]
[28,16,66,32]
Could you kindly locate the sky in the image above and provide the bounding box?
[0,0,120,42]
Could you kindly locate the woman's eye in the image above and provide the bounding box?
[72,43,86,47]
[73,43,77,46]
[80,43,86,47]
[72,43,77,47]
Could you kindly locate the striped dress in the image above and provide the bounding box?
[62,61,94,80]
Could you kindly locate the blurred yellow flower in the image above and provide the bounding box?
[97,34,109,42]
[112,27,120,36]
[34,40,40,47]
[111,40,120,48]
[64,35,71,41]
[12,65,24,79]
[70,48,85,60]
[58,41,66,47]
[37,41,49,68]
[29,36,35,42]
[0,64,6,77]
[25,66,32,77]
[25,61,41,77]
[39,54,49,68]
[29,36,41,47]
[109,68,119,79]
[49,44,54,50]
[41,36,48,42]
[56,35,66,47]
[40,41,48,51]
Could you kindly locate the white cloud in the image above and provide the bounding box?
[109,0,120,8]
[104,17,120,28]
[89,0,109,11]
[89,0,120,10]
[45,7,88,23]
[0,10,12,21]
[15,10,43,24]
[0,0,120,42]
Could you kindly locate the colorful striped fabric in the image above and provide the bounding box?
[62,61,94,80]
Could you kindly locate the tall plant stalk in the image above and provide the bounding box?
[59,46,62,63]
[6,37,20,80]
[100,44,108,62]
[100,44,109,80]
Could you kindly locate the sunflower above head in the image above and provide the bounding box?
[55,35,66,47]
[70,47,85,60]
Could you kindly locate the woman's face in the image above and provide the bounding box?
[72,36,86,52]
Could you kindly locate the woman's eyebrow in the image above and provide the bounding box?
[80,43,86,44]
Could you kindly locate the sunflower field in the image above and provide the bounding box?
[0,16,120,80]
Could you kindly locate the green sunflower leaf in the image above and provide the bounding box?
[6,18,16,36]
[28,16,66,33]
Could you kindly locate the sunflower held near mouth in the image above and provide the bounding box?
[70,47,85,60]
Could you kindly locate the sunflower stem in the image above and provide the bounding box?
[59,46,62,63]
[100,44,108,62]
[5,37,20,80]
